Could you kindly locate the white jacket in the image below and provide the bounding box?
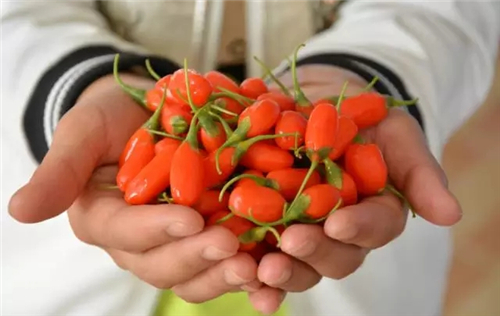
[2,1,499,316]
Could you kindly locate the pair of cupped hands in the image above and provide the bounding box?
[9,65,462,315]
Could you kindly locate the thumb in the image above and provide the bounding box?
[8,75,153,223]
[9,106,108,223]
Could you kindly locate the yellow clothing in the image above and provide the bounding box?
[154,290,288,316]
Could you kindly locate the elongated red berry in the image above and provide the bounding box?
[240,77,268,99]
[345,143,387,196]
[168,69,213,107]
[274,110,307,150]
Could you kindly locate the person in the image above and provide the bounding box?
[2,1,499,315]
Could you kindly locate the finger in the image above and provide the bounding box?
[280,225,367,279]
[248,286,286,316]
[171,253,260,303]
[258,252,321,292]
[9,98,147,223]
[376,109,462,225]
[67,165,204,252]
[111,226,240,289]
[272,65,369,97]
[324,193,407,249]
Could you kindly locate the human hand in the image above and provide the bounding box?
[8,73,261,302]
[246,65,463,314]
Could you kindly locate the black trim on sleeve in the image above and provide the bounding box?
[23,45,180,163]
[277,53,424,130]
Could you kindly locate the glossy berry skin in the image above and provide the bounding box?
[266,168,321,201]
[239,99,281,138]
[302,184,342,219]
[204,71,240,94]
[329,116,358,160]
[161,103,193,136]
[204,147,237,188]
[167,68,213,108]
[240,142,294,173]
[345,143,387,196]
[240,77,268,99]
[340,92,388,129]
[170,142,206,206]
[193,190,230,217]
[229,185,286,223]
[257,92,296,111]
[305,103,339,160]
[124,140,180,205]
[200,122,227,153]
[274,110,307,150]
[339,171,358,206]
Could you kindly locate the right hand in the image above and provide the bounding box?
[8,74,261,303]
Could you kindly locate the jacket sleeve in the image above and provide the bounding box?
[274,0,500,159]
[1,1,180,163]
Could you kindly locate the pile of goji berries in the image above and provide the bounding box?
[112,44,416,262]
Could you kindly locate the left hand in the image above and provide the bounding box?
[245,65,463,314]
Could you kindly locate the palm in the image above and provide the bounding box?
[246,81,462,313]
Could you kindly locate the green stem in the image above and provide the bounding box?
[158,192,173,204]
[294,146,305,159]
[225,117,238,125]
[363,76,379,91]
[143,86,167,132]
[210,104,238,117]
[97,184,119,190]
[232,132,299,165]
[214,117,251,174]
[335,80,349,112]
[295,160,318,202]
[253,56,291,97]
[184,105,206,149]
[214,88,255,106]
[216,212,234,224]
[238,226,281,247]
[145,59,161,81]
[291,44,311,108]
[387,97,419,108]
[385,184,416,218]
[284,159,319,221]
[352,134,365,144]
[183,58,199,113]
[323,158,343,189]
[208,112,234,137]
[113,54,147,107]
[146,130,184,141]
[299,198,343,224]
[198,108,220,138]
[218,174,278,202]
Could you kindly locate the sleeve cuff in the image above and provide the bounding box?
[23,45,179,163]
[275,53,424,131]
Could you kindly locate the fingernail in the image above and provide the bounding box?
[202,246,235,260]
[224,269,250,285]
[285,240,316,257]
[166,222,194,237]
